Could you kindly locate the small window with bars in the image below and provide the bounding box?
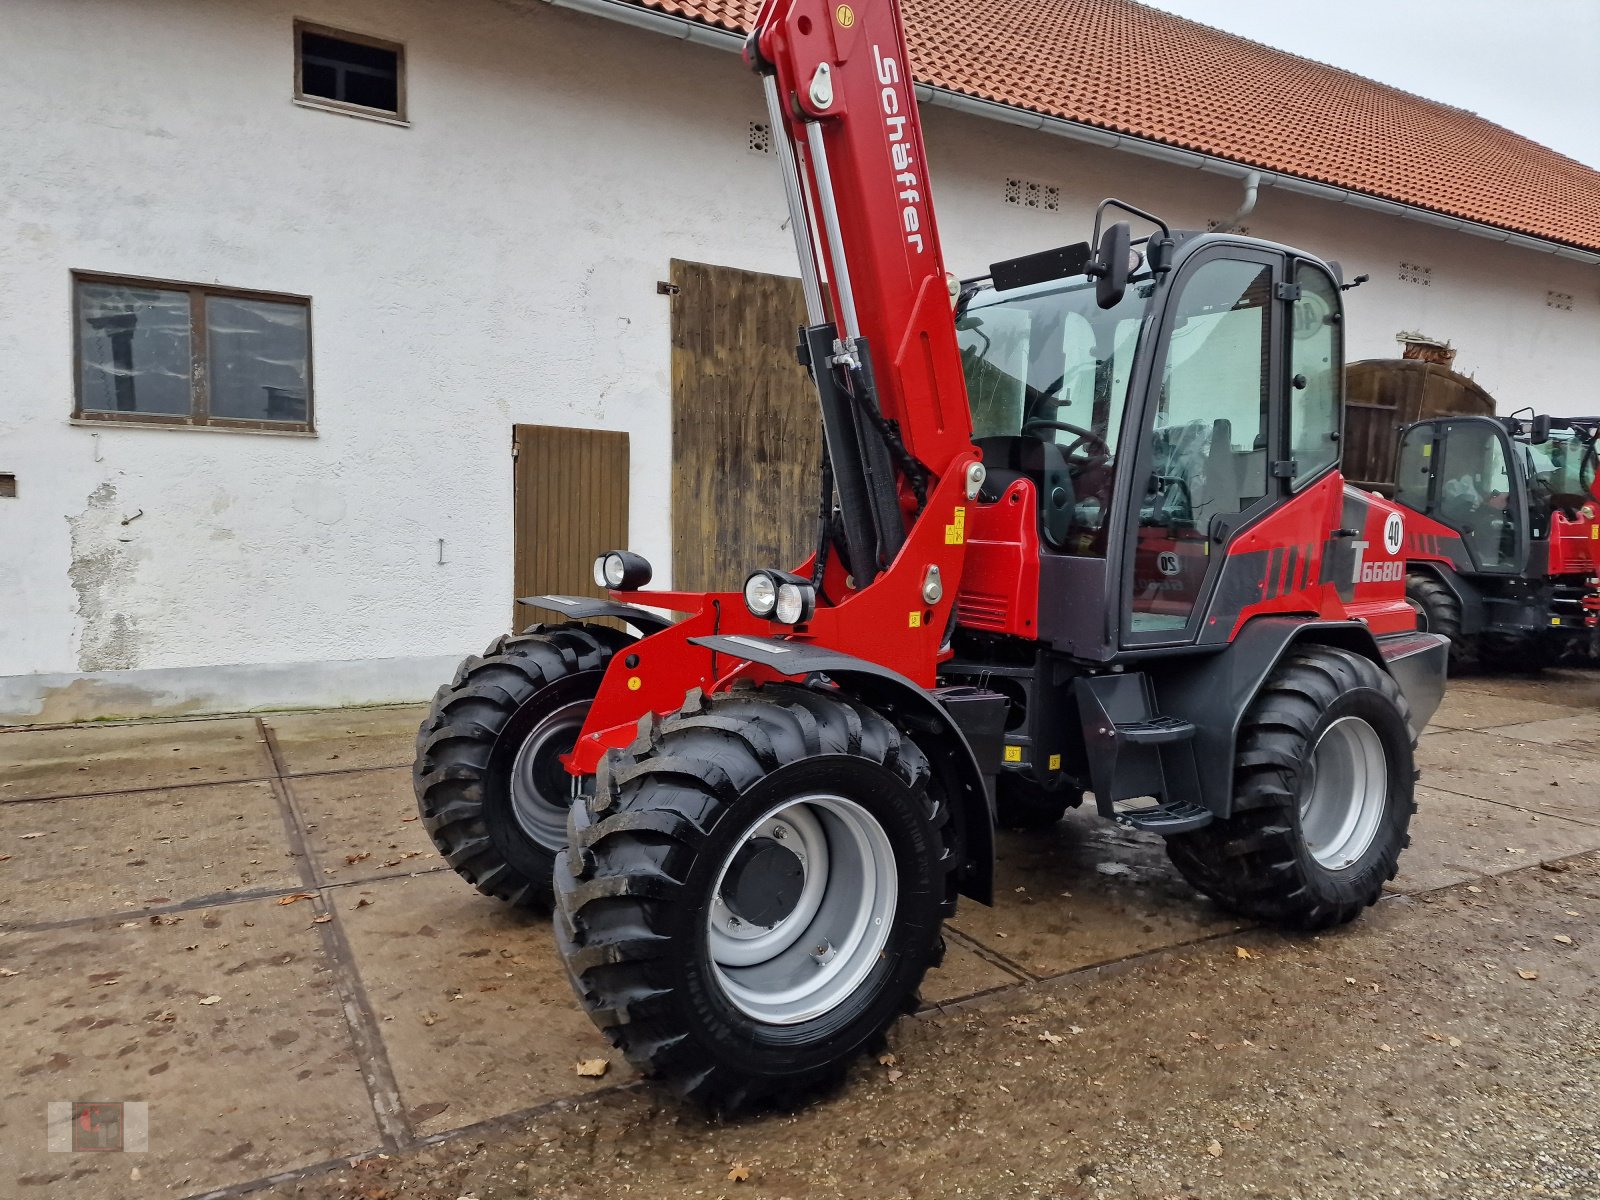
[295,22,405,121]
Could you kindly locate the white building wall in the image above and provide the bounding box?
[1,0,1595,720]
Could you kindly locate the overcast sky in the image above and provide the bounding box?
[1148,0,1600,170]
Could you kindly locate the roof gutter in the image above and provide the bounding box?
[540,0,1600,266]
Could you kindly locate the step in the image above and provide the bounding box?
[1113,797,1213,834]
[1114,715,1196,746]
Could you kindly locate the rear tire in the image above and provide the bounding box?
[554,684,953,1112]
[993,773,1081,830]
[1406,572,1474,673]
[1165,646,1416,931]
[414,624,630,910]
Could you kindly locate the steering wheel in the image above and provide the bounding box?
[1021,419,1111,469]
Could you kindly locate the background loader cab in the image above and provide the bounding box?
[1395,412,1600,668]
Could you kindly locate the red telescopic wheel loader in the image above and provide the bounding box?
[412,0,1448,1110]
[1394,410,1600,670]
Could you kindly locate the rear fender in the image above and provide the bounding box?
[1148,616,1445,818]
[692,635,996,907]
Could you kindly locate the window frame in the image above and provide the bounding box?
[294,20,407,124]
[1286,260,1344,492]
[1117,244,1284,649]
[71,271,315,435]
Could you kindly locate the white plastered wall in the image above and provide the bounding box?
[0,0,1594,721]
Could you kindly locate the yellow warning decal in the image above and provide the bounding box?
[1591,525,1597,540]
[835,3,855,27]
[908,611,922,628]
[627,676,642,691]
[945,507,966,545]
[1422,443,1432,458]
[1003,745,1022,763]
[1048,753,1062,771]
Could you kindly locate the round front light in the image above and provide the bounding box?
[592,550,652,591]
[774,581,815,625]
[744,572,777,617]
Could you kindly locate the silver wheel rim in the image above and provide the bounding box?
[1301,715,1388,870]
[707,794,897,1026]
[508,700,588,848]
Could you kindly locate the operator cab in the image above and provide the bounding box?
[955,203,1345,655]
[1393,414,1599,574]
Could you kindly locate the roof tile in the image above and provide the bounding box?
[622,0,1600,252]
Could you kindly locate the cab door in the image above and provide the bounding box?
[1119,246,1283,645]
[1395,418,1528,574]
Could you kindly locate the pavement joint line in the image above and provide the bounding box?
[1417,779,1600,830]
[942,924,1040,983]
[180,1147,386,1200]
[165,846,1600,1200]
[0,760,410,808]
[258,717,415,1154]
[0,701,425,736]
[0,866,453,936]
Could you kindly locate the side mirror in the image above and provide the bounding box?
[1094,221,1131,310]
[1531,414,1552,444]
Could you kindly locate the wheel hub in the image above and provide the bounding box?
[707,796,897,1025]
[508,699,589,849]
[721,836,806,928]
[1300,715,1388,870]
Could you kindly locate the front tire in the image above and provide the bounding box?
[414,624,629,910]
[1165,646,1416,931]
[554,684,953,1112]
[1406,572,1473,673]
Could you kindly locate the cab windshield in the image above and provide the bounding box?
[1520,429,1594,517]
[956,274,1152,554]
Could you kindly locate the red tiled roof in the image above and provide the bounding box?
[627,0,1600,254]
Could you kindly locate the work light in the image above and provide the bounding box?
[592,550,652,591]
[743,569,815,625]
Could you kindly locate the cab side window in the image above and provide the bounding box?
[1289,265,1340,483]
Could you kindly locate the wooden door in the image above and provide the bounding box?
[669,260,821,592]
[512,424,630,627]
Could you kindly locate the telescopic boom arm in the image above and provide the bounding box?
[748,0,975,584]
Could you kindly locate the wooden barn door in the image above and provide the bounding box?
[669,260,821,592]
[512,424,630,627]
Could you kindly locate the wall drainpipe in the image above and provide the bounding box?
[1211,171,1261,234]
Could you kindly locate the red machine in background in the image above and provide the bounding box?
[1397,411,1600,668]
[412,0,1448,1110]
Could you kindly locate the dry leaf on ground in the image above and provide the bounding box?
[1235,947,1255,960]
[345,852,370,865]
[575,1058,610,1077]
[312,914,333,924]
[276,892,316,905]
[1553,935,1574,945]
[1038,1031,1064,1045]
[1518,969,1539,980]
[199,995,221,1005]
[1205,1139,1223,1158]
[726,1165,751,1183]
[878,1053,896,1066]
